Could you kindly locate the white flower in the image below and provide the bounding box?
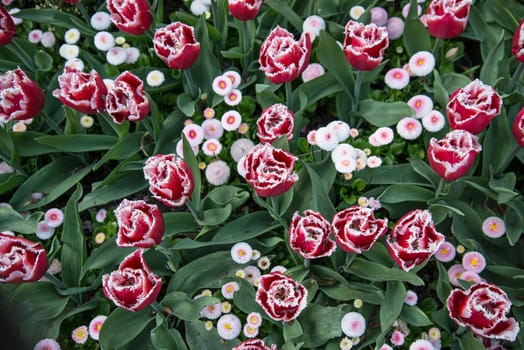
[231,242,253,264]
[44,208,64,228]
[315,127,339,151]
[0,162,14,174]
[237,155,247,177]
[64,58,85,72]
[334,156,357,174]
[327,120,351,142]
[182,124,205,146]
[384,68,410,89]
[408,51,435,77]
[370,127,394,146]
[301,63,325,82]
[366,156,382,168]
[59,44,80,59]
[125,47,140,64]
[190,0,210,16]
[8,8,22,25]
[94,31,115,51]
[408,95,433,118]
[221,282,240,299]
[202,118,224,140]
[331,143,356,163]
[106,47,128,65]
[396,117,423,140]
[409,339,434,350]
[302,15,326,40]
[28,29,43,44]
[90,12,112,31]
[64,28,80,44]
[223,70,242,88]
[175,139,199,159]
[224,89,242,106]
[221,110,242,131]
[200,303,222,319]
[340,312,366,338]
[80,116,94,128]
[404,290,418,306]
[230,138,254,162]
[216,314,241,340]
[349,5,366,20]
[146,70,165,87]
[12,122,27,132]
[242,265,261,285]
[35,221,55,240]
[41,31,56,48]
[422,110,446,132]
[212,75,233,96]
[246,312,262,327]
[202,139,222,156]
[205,160,230,186]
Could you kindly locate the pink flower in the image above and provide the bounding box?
[182,123,205,146]
[408,51,435,77]
[224,88,242,106]
[404,290,418,306]
[0,68,45,122]
[212,74,233,96]
[231,242,253,264]
[422,110,446,132]
[462,251,486,273]
[246,311,262,327]
[302,15,326,40]
[384,68,410,89]
[154,22,200,70]
[435,241,456,262]
[289,210,336,259]
[341,311,366,337]
[315,126,339,151]
[447,282,520,341]
[259,26,311,84]
[448,264,466,287]
[106,0,152,35]
[221,281,240,299]
[396,117,423,140]
[301,63,325,82]
[0,5,15,46]
[228,0,263,21]
[34,338,61,350]
[386,17,405,40]
[390,330,405,346]
[370,7,389,26]
[511,106,524,147]
[88,315,107,340]
[409,339,434,350]
[372,127,395,146]
[255,272,308,322]
[426,0,472,39]
[105,71,150,124]
[44,208,64,228]
[205,160,230,186]
[343,20,389,71]
[95,208,107,223]
[256,103,294,144]
[512,19,524,63]
[0,233,48,283]
[460,270,482,284]
[71,325,88,344]
[481,216,506,238]
[221,110,242,131]
[202,139,222,156]
[407,95,433,119]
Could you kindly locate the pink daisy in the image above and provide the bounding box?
[390,330,405,346]
[481,216,506,238]
[212,75,233,96]
[409,339,434,350]
[71,325,88,344]
[462,251,486,273]
[447,264,466,287]
[407,95,433,119]
[340,312,366,337]
[221,110,242,131]
[202,139,222,156]
[408,51,435,77]
[435,241,456,262]
[182,124,205,146]
[224,89,242,106]
[396,117,423,140]
[404,290,418,306]
[88,315,107,340]
[384,68,410,89]
[44,208,64,228]
[422,110,446,132]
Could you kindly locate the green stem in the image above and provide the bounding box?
[285,81,293,110]
[186,199,202,221]
[434,177,446,199]
[241,20,251,76]
[41,112,64,135]
[270,196,280,216]
[432,38,442,61]
[507,62,524,93]
[352,70,363,112]
[495,143,521,175]
[303,259,311,270]
[77,1,91,24]
[183,69,199,100]
[151,301,164,314]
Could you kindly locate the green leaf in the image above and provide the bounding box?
[378,184,434,203]
[355,164,428,186]
[458,330,485,350]
[185,321,239,349]
[177,92,196,117]
[346,257,424,286]
[299,304,346,347]
[151,321,188,350]
[14,9,95,36]
[0,127,18,168]
[483,111,515,177]
[283,320,303,342]
[60,184,84,288]
[467,6,502,60]
[441,72,471,94]
[81,237,134,278]
[94,131,146,170]
[505,200,524,245]
[99,308,154,350]
[432,70,450,109]
[9,132,57,157]
[409,158,440,188]
[7,282,69,322]
[359,100,413,127]
[402,0,432,56]
[203,185,249,211]
[400,305,433,326]
[161,292,220,321]
[35,134,117,152]
[34,50,53,71]
[265,0,303,32]
[163,212,199,237]
[10,156,93,211]
[479,30,506,86]
[183,135,202,214]
[380,281,406,331]
[0,206,42,234]
[0,173,26,195]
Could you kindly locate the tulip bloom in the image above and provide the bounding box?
[0,4,15,45]
[343,20,389,71]
[0,68,45,122]
[228,0,263,21]
[0,233,48,283]
[426,0,472,39]
[154,22,201,70]
[106,0,152,35]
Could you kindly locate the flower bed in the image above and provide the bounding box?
[0,0,523,349]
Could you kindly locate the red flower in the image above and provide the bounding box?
[255,272,308,322]
[53,68,107,115]
[256,103,295,144]
[153,22,200,70]
[0,5,15,46]
[0,233,48,283]
[62,0,78,4]
[115,199,165,248]
[233,339,277,350]
[0,68,45,122]
[512,19,524,63]
[426,0,472,39]
[332,206,388,254]
[102,249,162,312]
[386,209,445,272]
[259,26,311,84]
[343,20,389,71]
[447,282,520,341]
[228,0,263,21]
[106,0,152,35]
[143,153,194,207]
[427,129,482,181]
[289,210,336,259]
[243,143,298,198]
[447,79,502,134]
[105,71,149,124]
[512,106,524,147]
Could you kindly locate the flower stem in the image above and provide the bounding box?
[434,177,446,199]
[352,70,363,112]
[304,259,311,270]
[432,38,442,62]
[77,1,91,24]
[151,301,164,314]
[285,81,293,110]
[241,20,251,76]
[506,62,524,93]
[186,199,202,221]
[183,69,199,100]
[495,143,521,175]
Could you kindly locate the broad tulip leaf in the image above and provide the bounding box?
[99,308,154,350]
[402,0,432,56]
[185,320,239,349]
[346,258,424,286]
[161,292,220,321]
[60,184,84,288]
[0,206,42,234]
[35,134,117,152]
[299,304,346,347]
[80,237,134,278]
[380,281,406,331]
[151,321,188,350]
[359,99,413,127]
[400,305,433,326]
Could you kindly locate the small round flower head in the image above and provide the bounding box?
[146,70,165,87]
[341,312,366,338]
[462,251,486,273]
[257,256,271,270]
[302,15,326,40]
[95,232,106,244]
[125,47,140,64]
[28,29,43,44]
[59,44,80,59]
[203,107,215,119]
[404,290,418,306]
[367,156,382,168]
[243,323,259,338]
[224,89,242,106]
[183,123,205,146]
[221,110,242,131]
[349,128,359,138]
[243,265,261,285]
[422,110,446,132]
[88,315,107,340]
[34,338,61,350]
[357,197,368,207]
[216,314,242,340]
[204,320,213,331]
[106,47,128,65]
[386,17,405,40]
[64,58,85,72]
[372,127,395,146]
[353,299,363,308]
[198,162,206,170]
[0,162,13,174]
[435,241,456,262]
[230,139,254,163]
[95,208,107,223]
[379,345,393,350]
[201,119,223,140]
[223,70,241,88]
[64,28,80,44]
[251,249,261,260]
[481,216,506,238]
[447,264,466,287]
[12,122,27,132]
[409,339,434,350]
[428,327,441,342]
[390,330,405,346]
[71,325,88,344]
[385,68,410,90]
[246,312,262,327]
[402,3,422,18]
[302,63,325,82]
[349,5,366,20]
[94,31,115,51]
[460,271,483,284]
[205,160,230,186]
[371,7,388,26]
[115,36,126,45]
[340,337,353,350]
[47,258,61,275]
[212,75,233,96]
[231,242,253,264]
[235,269,245,278]
[396,117,423,140]
[407,95,433,119]
[221,281,240,299]
[331,143,356,163]
[408,51,435,77]
[237,155,247,177]
[90,12,112,30]
[190,0,209,16]
[36,221,55,240]
[306,130,317,145]
[41,31,56,48]
[44,208,64,228]
[334,156,357,174]
[271,265,287,273]
[221,301,232,313]
[327,121,351,142]
[200,303,222,320]
[238,122,249,135]
[202,139,222,156]
[315,126,339,151]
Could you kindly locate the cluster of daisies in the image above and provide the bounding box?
[306,120,382,177]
